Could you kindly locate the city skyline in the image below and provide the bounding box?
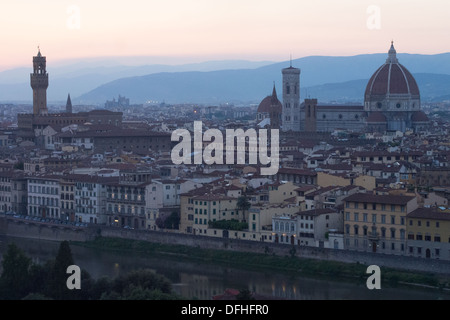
[1,0,450,71]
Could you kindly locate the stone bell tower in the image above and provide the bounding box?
[30,47,48,115]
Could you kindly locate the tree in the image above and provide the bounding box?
[48,241,76,299]
[101,269,179,300]
[236,196,251,222]
[164,211,180,230]
[0,243,32,300]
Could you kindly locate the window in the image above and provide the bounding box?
[390,229,396,239]
[363,213,368,222]
[391,205,396,212]
[391,215,395,224]
[436,222,440,228]
[345,212,350,220]
[381,215,386,224]
[372,214,377,223]
[434,236,441,242]
[354,213,359,221]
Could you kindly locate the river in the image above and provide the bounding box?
[0,235,448,300]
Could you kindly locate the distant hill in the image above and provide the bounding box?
[0,59,274,103]
[2,53,450,104]
[77,53,450,105]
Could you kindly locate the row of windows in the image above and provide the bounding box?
[407,234,445,242]
[346,202,406,212]
[346,238,406,251]
[29,185,59,195]
[408,247,440,256]
[108,193,143,201]
[28,206,59,217]
[345,224,406,239]
[107,205,145,215]
[274,221,295,233]
[345,212,405,224]
[28,196,59,207]
[28,180,58,185]
[409,220,440,228]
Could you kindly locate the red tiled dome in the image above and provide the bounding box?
[365,42,420,99]
[257,85,282,113]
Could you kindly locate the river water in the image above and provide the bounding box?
[0,235,448,300]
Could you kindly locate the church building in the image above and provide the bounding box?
[279,42,429,133]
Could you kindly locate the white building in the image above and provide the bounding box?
[272,208,342,247]
[27,175,61,219]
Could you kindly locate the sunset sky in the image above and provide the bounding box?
[1,0,449,70]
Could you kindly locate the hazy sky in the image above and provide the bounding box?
[1,0,449,70]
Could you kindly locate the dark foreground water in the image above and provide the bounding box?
[0,235,449,300]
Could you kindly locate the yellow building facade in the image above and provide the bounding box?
[343,193,418,255]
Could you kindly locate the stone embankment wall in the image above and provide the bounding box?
[0,216,95,242]
[2,217,450,276]
[100,227,450,276]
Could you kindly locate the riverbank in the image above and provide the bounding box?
[72,236,450,293]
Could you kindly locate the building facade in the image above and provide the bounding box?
[406,207,450,261]
[343,193,418,255]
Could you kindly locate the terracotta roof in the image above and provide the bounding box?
[407,207,450,221]
[257,85,282,114]
[344,193,416,205]
[278,168,317,176]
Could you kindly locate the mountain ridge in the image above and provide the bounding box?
[1,53,450,104]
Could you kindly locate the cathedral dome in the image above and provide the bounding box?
[257,85,282,114]
[365,42,420,100]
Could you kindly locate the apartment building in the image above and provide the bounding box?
[105,170,151,229]
[343,193,418,255]
[406,206,450,260]
[272,208,341,247]
[145,179,202,230]
[27,175,61,219]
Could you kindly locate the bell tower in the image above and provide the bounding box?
[30,48,48,115]
[281,60,301,132]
